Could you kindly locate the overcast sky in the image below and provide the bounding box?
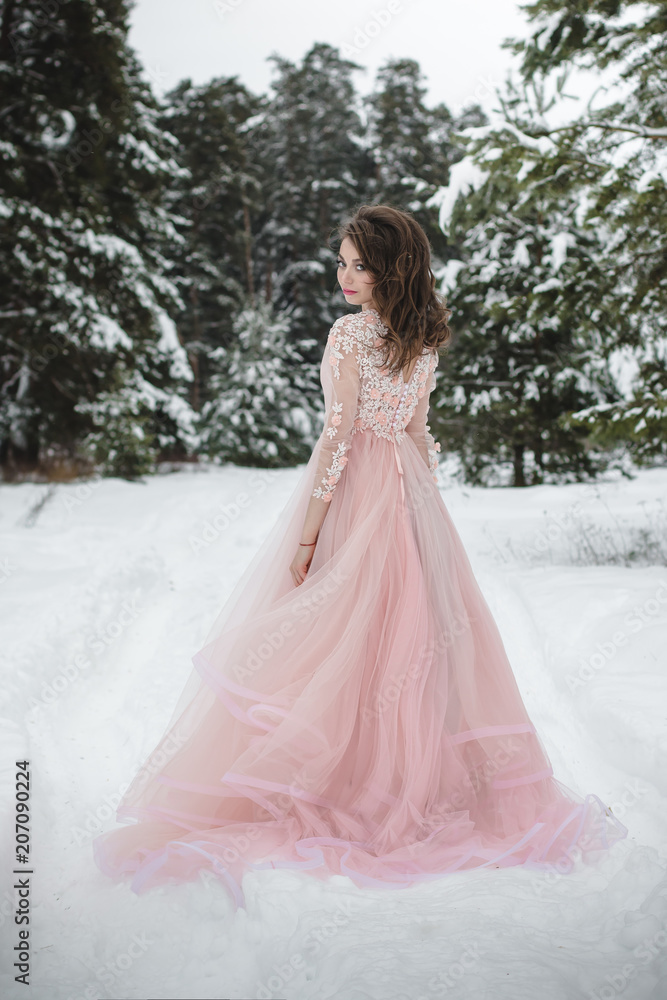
[128,0,532,114]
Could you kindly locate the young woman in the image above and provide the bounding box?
[93,204,627,909]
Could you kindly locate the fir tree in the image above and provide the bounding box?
[199,299,319,468]
[0,0,197,479]
[363,58,461,268]
[247,43,372,359]
[437,108,617,487]
[501,0,667,463]
[158,76,261,413]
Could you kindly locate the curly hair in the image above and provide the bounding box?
[332,203,451,378]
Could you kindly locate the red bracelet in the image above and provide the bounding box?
[299,540,317,546]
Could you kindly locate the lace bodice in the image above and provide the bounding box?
[312,309,441,502]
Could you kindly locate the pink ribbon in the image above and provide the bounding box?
[393,439,406,504]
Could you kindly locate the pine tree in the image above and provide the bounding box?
[0,0,197,479]
[501,0,667,463]
[158,76,261,414]
[363,58,461,268]
[436,101,617,487]
[247,43,372,359]
[199,299,319,467]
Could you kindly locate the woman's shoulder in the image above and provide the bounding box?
[329,310,436,360]
[328,309,383,348]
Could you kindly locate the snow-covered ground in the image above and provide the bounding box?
[1,460,666,1000]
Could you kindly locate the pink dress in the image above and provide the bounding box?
[92,307,628,908]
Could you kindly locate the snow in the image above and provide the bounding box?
[438,258,466,296]
[154,306,195,383]
[79,229,145,269]
[510,239,531,268]
[38,110,77,151]
[88,314,134,352]
[437,157,488,236]
[636,152,667,192]
[532,277,562,295]
[119,133,188,179]
[0,142,18,162]
[431,34,657,251]
[548,231,575,271]
[1,462,666,999]
[609,346,642,399]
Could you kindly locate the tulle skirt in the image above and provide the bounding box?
[92,430,628,908]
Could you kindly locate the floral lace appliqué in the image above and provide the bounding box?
[313,441,349,502]
[427,432,441,476]
[348,317,438,444]
[326,402,343,439]
[327,323,359,382]
[312,310,441,500]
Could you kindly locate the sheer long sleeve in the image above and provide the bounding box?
[311,320,362,503]
[404,355,441,481]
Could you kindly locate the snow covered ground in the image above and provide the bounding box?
[1,460,666,1000]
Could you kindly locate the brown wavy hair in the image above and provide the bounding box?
[332,203,452,378]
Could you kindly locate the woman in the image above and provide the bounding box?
[93,204,628,909]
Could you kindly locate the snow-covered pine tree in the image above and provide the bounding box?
[363,58,462,269]
[504,0,667,463]
[437,99,618,487]
[158,76,262,413]
[0,0,197,479]
[199,299,319,468]
[246,43,372,363]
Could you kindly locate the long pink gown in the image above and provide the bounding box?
[92,307,628,908]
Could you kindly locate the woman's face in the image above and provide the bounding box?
[336,236,376,310]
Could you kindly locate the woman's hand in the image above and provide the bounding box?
[291,496,328,587]
[290,542,316,586]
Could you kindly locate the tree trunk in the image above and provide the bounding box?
[189,284,200,412]
[243,196,254,305]
[513,443,525,487]
[0,0,17,58]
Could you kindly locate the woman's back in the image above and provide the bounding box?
[313,308,440,503]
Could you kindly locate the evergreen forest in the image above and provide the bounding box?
[1,0,664,486]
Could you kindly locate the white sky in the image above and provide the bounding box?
[128,0,532,114]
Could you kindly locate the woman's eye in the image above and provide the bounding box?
[336,259,365,271]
